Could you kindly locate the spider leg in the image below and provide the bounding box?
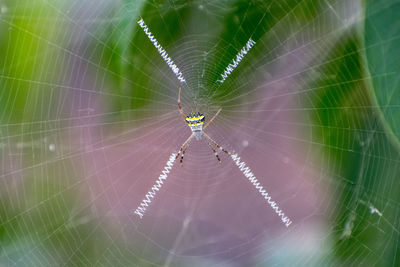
[177,87,186,121]
[203,132,231,155]
[175,133,194,165]
[206,141,221,163]
[204,108,222,129]
[180,144,190,165]
[175,146,184,160]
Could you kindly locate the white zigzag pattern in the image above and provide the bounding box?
[134,153,177,218]
[217,38,256,83]
[231,154,292,227]
[137,18,186,83]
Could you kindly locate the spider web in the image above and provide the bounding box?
[0,0,399,266]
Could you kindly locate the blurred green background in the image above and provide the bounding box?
[0,0,399,266]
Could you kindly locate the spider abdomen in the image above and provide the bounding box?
[186,112,205,140]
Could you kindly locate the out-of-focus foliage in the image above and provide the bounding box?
[307,1,400,264]
[103,0,146,112]
[365,0,400,149]
[0,0,62,124]
[1,0,400,266]
[309,31,400,266]
[0,1,149,266]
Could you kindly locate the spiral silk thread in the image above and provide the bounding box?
[134,153,177,218]
[216,38,256,83]
[137,18,186,83]
[134,152,292,227]
[231,154,293,227]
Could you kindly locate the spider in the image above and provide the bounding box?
[176,87,231,165]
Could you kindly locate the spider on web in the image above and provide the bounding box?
[134,19,291,226]
[176,87,231,165]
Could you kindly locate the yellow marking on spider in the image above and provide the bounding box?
[186,116,204,121]
[187,121,204,126]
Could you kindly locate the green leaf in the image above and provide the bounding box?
[364,0,400,148]
[309,31,400,266]
[0,1,63,124]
